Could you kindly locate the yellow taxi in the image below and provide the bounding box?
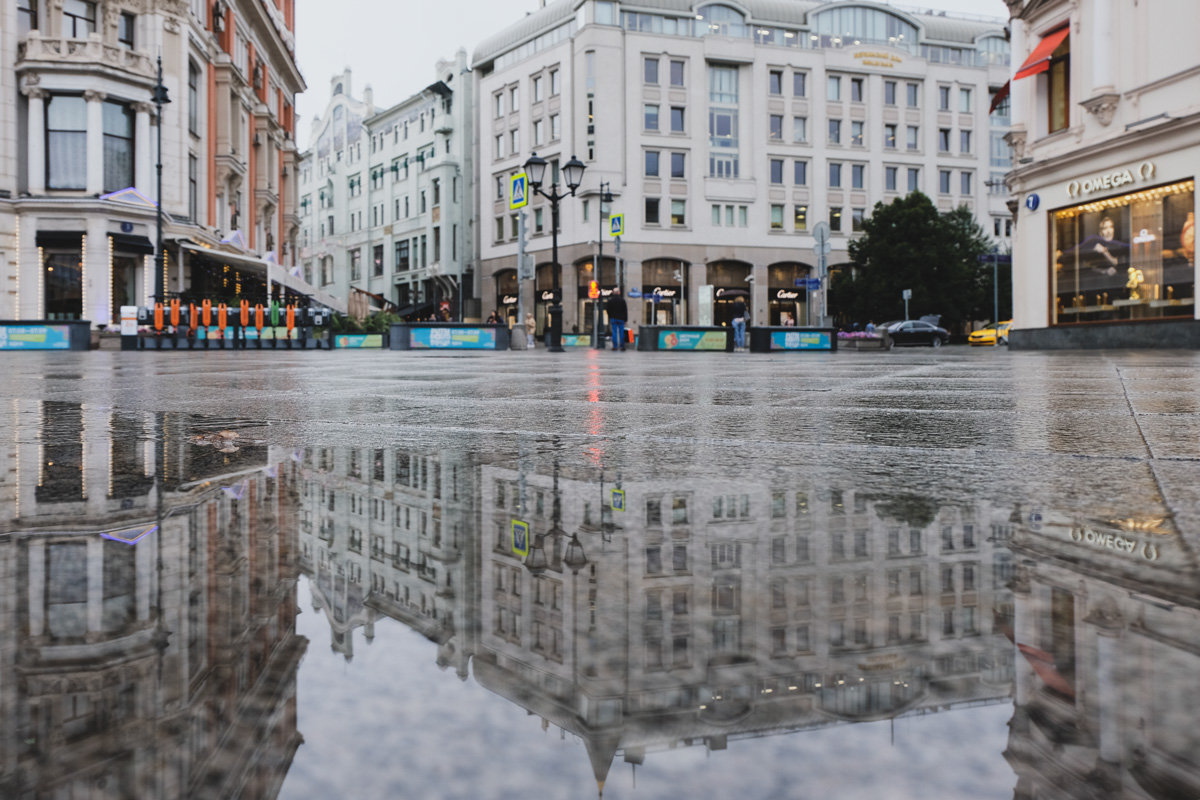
[968,320,1013,346]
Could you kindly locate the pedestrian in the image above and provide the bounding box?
[865,320,876,334]
[605,287,629,351]
[731,297,747,351]
[524,312,536,349]
[486,311,498,325]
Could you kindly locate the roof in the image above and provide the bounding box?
[472,0,1005,67]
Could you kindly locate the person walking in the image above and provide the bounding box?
[731,297,747,351]
[605,288,629,351]
[524,312,537,349]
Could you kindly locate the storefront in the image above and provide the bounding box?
[708,260,751,326]
[641,258,685,325]
[767,262,813,326]
[493,268,519,326]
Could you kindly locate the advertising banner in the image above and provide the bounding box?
[658,330,726,351]
[561,334,590,347]
[769,330,833,350]
[335,334,385,348]
[411,327,497,349]
[0,325,73,350]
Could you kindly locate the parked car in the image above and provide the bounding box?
[967,320,1013,346]
[883,319,950,348]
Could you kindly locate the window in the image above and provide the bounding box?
[792,116,807,143]
[793,160,807,185]
[961,171,973,194]
[939,169,952,194]
[670,106,685,133]
[395,240,409,271]
[63,0,96,38]
[645,197,660,225]
[770,204,784,230]
[645,150,660,177]
[644,57,659,84]
[828,162,841,188]
[1048,34,1070,132]
[906,82,919,107]
[644,104,659,131]
[550,113,560,140]
[851,163,864,189]
[534,208,544,232]
[670,199,686,225]
[850,77,863,102]
[829,206,842,231]
[188,61,200,135]
[769,114,783,140]
[188,154,197,221]
[793,205,808,231]
[959,87,972,113]
[47,95,87,189]
[850,121,863,146]
[349,249,362,281]
[793,71,807,97]
[509,85,519,112]
[18,0,38,34]
[960,129,972,153]
[510,129,519,154]
[938,128,951,152]
[770,158,784,184]
[938,85,951,110]
[907,167,920,192]
[828,119,841,144]
[118,12,135,48]
[533,119,544,145]
[907,125,919,151]
[827,75,841,101]
[494,134,503,159]
[884,124,896,149]
[768,70,783,95]
[670,60,685,86]
[884,80,896,105]
[670,151,685,178]
[494,93,503,118]
[550,69,560,95]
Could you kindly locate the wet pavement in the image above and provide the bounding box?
[2,346,1198,799]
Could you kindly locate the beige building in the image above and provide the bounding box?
[1005,0,1199,347]
[473,0,1012,335]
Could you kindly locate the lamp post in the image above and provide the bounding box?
[152,55,171,303]
[523,152,585,352]
[592,182,613,349]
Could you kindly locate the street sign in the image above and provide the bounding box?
[611,488,625,511]
[610,214,624,237]
[812,220,830,246]
[511,519,530,556]
[977,253,1013,263]
[805,278,822,290]
[509,174,528,209]
[902,289,912,300]
[628,287,642,298]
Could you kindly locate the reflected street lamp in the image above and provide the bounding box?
[524,152,585,352]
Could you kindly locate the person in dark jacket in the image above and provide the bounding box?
[605,288,629,351]
[731,298,747,351]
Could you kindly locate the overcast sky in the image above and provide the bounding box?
[294,0,1010,150]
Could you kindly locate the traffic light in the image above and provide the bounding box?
[588,280,599,299]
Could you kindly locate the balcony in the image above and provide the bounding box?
[17,32,154,81]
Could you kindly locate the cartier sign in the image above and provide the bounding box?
[1066,161,1156,198]
[775,289,800,300]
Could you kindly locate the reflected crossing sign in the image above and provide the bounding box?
[511,519,530,556]
[611,488,626,511]
[610,214,624,237]
[509,173,528,209]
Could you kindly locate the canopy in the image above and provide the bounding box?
[1014,25,1069,81]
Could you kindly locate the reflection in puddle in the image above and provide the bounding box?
[2,403,1197,797]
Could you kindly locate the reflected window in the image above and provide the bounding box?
[47,542,88,639]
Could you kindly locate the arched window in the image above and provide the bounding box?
[696,5,747,38]
[811,6,917,51]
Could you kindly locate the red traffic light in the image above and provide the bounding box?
[588,280,599,299]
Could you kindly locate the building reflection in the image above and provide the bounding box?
[0,404,306,798]
[1006,507,1200,799]
[295,445,1019,791]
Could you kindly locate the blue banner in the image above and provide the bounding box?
[769,330,833,350]
[335,334,385,348]
[411,327,497,349]
[0,324,73,350]
[658,330,727,350]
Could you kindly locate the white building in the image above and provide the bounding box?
[297,52,475,318]
[0,0,313,325]
[472,0,1012,335]
[1005,0,1199,347]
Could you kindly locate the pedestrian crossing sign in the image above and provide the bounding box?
[609,214,624,237]
[511,519,530,556]
[611,488,625,512]
[510,174,528,209]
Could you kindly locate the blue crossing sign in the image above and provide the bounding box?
[509,174,528,209]
[610,214,624,237]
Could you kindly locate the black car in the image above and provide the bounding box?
[884,319,950,349]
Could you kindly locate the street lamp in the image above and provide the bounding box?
[524,152,585,352]
[592,182,614,349]
[152,55,171,303]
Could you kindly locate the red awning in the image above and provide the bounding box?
[988,81,1010,114]
[1014,25,1069,81]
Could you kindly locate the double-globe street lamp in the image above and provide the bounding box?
[523,152,585,352]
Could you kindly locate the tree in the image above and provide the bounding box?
[828,193,993,331]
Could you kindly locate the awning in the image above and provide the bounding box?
[36,231,84,249]
[1014,25,1069,81]
[397,301,434,319]
[988,81,1010,114]
[179,241,270,276]
[110,232,154,254]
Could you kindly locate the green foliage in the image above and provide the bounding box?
[363,311,401,333]
[828,193,994,330]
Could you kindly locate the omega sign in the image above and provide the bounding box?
[1067,526,1160,561]
[1066,161,1156,198]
